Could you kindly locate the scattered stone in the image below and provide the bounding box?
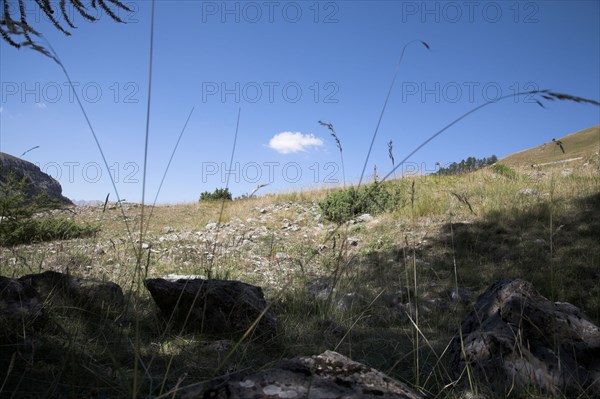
[337,292,367,312]
[356,213,374,223]
[144,278,277,340]
[19,271,124,311]
[0,276,47,342]
[163,350,425,399]
[318,244,329,252]
[161,226,175,234]
[201,339,233,353]
[561,168,573,177]
[518,188,538,196]
[304,277,335,301]
[347,236,360,246]
[380,286,412,307]
[275,252,290,261]
[448,279,600,397]
[163,274,207,281]
[205,221,218,230]
[446,287,476,302]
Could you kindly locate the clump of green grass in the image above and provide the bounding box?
[318,181,403,222]
[490,163,521,180]
[0,217,99,247]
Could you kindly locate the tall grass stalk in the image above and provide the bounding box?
[143,107,195,238]
[358,39,430,187]
[379,90,599,184]
[319,120,346,187]
[388,139,396,179]
[133,2,157,396]
[207,107,241,278]
[40,38,137,259]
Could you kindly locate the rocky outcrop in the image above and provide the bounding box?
[448,279,600,396]
[161,350,425,399]
[145,278,277,340]
[0,276,47,342]
[0,152,72,206]
[19,271,124,312]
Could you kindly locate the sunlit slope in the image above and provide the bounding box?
[500,125,599,166]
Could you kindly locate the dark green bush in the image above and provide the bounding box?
[0,170,99,246]
[1,217,99,247]
[319,182,403,222]
[199,188,233,201]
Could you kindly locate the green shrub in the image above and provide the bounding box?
[0,171,99,246]
[1,217,99,247]
[319,182,403,222]
[199,187,233,201]
[491,163,520,180]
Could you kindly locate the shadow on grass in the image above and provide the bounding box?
[431,191,600,323]
[1,192,597,398]
[272,191,599,397]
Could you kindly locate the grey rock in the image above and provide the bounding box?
[346,236,360,246]
[518,188,538,196]
[163,274,207,281]
[145,278,277,340]
[0,276,47,342]
[19,271,124,312]
[161,226,175,234]
[356,213,374,223]
[205,222,218,230]
[162,350,425,399]
[275,252,290,260]
[336,292,367,312]
[304,277,335,301]
[0,152,73,206]
[448,279,600,396]
[380,286,412,308]
[561,168,573,177]
[446,287,476,302]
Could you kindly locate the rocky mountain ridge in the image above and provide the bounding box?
[0,152,72,207]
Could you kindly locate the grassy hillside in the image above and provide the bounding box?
[0,126,599,398]
[500,125,599,167]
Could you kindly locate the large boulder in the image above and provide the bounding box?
[145,278,277,340]
[162,350,425,399]
[19,271,124,312]
[0,276,47,342]
[448,279,600,396]
[0,152,72,206]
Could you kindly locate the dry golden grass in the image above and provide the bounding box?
[500,125,599,166]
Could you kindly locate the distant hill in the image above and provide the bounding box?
[0,152,73,207]
[500,125,599,167]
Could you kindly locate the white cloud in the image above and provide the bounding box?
[35,103,47,109]
[268,131,323,154]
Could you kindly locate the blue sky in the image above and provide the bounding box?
[1,1,599,203]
